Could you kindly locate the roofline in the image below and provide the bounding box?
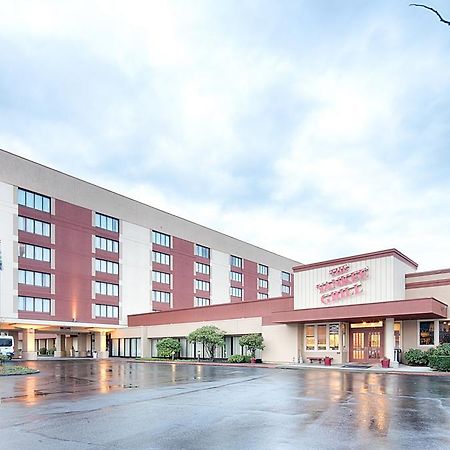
[292,248,418,272]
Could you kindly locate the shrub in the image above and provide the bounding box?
[429,356,450,371]
[156,338,181,358]
[227,354,251,363]
[403,348,429,366]
[239,334,265,358]
[39,347,47,355]
[188,326,225,359]
[431,343,450,356]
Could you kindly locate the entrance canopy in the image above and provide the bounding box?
[270,297,447,324]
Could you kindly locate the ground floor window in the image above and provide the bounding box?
[419,321,434,346]
[111,338,141,357]
[439,321,450,344]
[304,323,340,351]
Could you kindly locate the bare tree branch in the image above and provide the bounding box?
[410,4,450,26]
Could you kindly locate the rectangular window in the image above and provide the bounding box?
[329,323,340,350]
[258,264,268,276]
[95,236,119,253]
[317,325,327,350]
[95,213,119,232]
[195,244,210,259]
[230,271,243,283]
[194,297,210,307]
[419,321,435,346]
[195,262,210,275]
[18,243,51,262]
[18,188,51,213]
[95,281,119,297]
[305,325,315,350]
[258,278,268,289]
[18,296,51,313]
[152,230,171,247]
[18,270,50,287]
[282,285,290,294]
[152,270,171,284]
[195,279,210,292]
[439,321,450,344]
[152,290,171,303]
[95,304,119,318]
[230,255,243,268]
[230,286,243,298]
[152,251,170,265]
[18,216,51,237]
[282,271,291,282]
[257,292,268,300]
[95,259,119,275]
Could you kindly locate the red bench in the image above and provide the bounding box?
[307,357,333,364]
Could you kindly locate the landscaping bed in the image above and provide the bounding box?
[0,364,39,376]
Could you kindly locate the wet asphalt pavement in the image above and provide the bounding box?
[1,360,450,449]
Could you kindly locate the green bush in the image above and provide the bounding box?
[156,338,181,358]
[403,348,429,366]
[227,354,251,363]
[39,347,47,355]
[431,343,450,356]
[429,356,450,371]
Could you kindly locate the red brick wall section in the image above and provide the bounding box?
[172,237,195,309]
[243,259,257,301]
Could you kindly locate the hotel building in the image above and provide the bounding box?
[1,149,449,365]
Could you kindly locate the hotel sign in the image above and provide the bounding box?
[316,264,369,305]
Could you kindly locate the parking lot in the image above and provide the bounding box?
[1,359,450,449]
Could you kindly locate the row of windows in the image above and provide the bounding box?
[194,297,210,307]
[259,278,268,289]
[152,270,171,284]
[95,258,119,275]
[230,255,242,268]
[195,279,210,292]
[305,323,340,351]
[152,290,171,303]
[18,243,51,262]
[230,271,242,283]
[95,304,119,318]
[18,188,51,213]
[195,262,210,275]
[18,269,51,287]
[18,296,51,313]
[195,244,210,259]
[95,212,119,233]
[95,281,119,296]
[282,285,291,294]
[152,231,170,247]
[257,292,268,300]
[95,236,119,253]
[230,286,242,297]
[152,251,170,265]
[18,216,51,237]
[258,264,268,275]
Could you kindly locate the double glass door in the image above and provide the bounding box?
[350,328,383,362]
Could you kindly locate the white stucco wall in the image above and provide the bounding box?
[268,268,282,298]
[210,249,229,304]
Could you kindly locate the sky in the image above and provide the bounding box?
[0,1,450,270]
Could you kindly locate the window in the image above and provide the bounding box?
[195,244,210,259]
[18,270,50,287]
[230,255,242,268]
[317,325,327,350]
[419,321,435,345]
[305,325,315,350]
[152,290,171,303]
[195,262,210,275]
[282,271,290,282]
[18,243,51,262]
[194,297,210,307]
[18,296,51,313]
[329,323,340,350]
[95,304,119,318]
[195,279,210,292]
[95,259,119,275]
[18,216,51,237]
[152,230,171,247]
[282,285,290,294]
[257,292,268,300]
[18,188,51,213]
[258,278,268,289]
[95,236,119,253]
[152,270,171,284]
[95,213,119,232]
[258,264,268,276]
[439,321,450,344]
[152,251,170,265]
[230,286,242,298]
[230,271,243,283]
[95,281,119,296]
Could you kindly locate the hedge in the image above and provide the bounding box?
[428,355,450,371]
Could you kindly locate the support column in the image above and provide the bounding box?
[10,330,19,357]
[78,334,87,357]
[434,320,440,347]
[384,318,395,368]
[140,328,150,358]
[55,334,66,357]
[22,329,37,360]
[94,332,108,359]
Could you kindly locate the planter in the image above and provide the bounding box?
[381,358,390,368]
[250,357,257,364]
[324,357,332,366]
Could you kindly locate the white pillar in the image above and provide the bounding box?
[78,334,87,357]
[384,318,395,367]
[22,329,37,360]
[434,320,440,347]
[55,334,66,357]
[94,332,108,358]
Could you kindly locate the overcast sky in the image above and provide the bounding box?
[1,1,450,269]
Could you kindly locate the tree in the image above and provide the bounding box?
[239,334,265,358]
[156,338,181,358]
[410,4,450,26]
[188,326,225,359]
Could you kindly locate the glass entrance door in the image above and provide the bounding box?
[350,326,383,362]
